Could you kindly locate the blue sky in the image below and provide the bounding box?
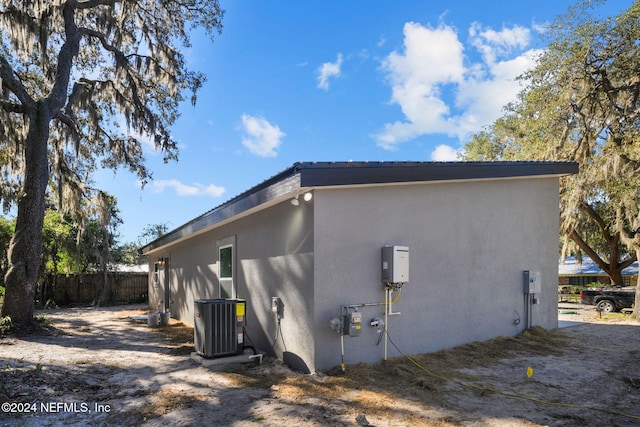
[97,0,628,244]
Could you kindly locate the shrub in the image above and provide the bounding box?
[0,316,12,334]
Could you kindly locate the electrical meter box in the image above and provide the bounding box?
[343,311,362,337]
[381,245,409,284]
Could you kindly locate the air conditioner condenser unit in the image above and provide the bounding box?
[194,298,246,358]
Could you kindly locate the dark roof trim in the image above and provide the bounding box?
[296,161,578,187]
[140,170,301,254]
[140,161,578,254]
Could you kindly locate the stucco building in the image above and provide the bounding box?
[140,161,578,373]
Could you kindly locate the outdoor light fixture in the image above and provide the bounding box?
[290,191,312,206]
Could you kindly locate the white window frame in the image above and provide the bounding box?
[217,235,236,298]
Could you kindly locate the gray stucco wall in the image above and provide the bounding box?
[312,177,560,371]
[148,198,315,372]
[148,174,561,373]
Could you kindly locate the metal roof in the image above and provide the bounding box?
[559,256,638,276]
[296,161,578,186]
[140,161,578,254]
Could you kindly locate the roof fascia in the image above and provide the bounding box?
[297,161,578,187]
[141,173,301,254]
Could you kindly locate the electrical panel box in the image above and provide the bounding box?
[381,245,409,284]
[523,270,541,294]
[343,311,362,337]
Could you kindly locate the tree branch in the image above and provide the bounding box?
[0,55,36,111]
[73,0,120,9]
[79,28,149,114]
[569,229,611,271]
[47,1,81,113]
[620,253,638,270]
[64,78,94,115]
[52,110,78,133]
[580,201,612,241]
[0,100,28,114]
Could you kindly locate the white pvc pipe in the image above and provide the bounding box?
[384,287,389,360]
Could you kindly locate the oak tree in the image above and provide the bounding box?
[464,1,640,311]
[0,0,223,325]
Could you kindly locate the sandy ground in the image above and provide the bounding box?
[1,303,639,426]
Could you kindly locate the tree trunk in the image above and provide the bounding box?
[1,102,51,327]
[635,249,640,319]
[607,269,624,287]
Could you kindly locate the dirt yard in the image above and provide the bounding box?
[1,303,639,426]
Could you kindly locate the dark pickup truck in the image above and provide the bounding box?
[579,286,636,313]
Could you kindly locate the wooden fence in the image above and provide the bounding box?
[51,272,148,306]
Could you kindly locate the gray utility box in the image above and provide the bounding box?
[194,299,246,358]
[381,245,409,284]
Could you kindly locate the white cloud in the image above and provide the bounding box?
[317,53,343,90]
[430,144,460,161]
[150,179,226,197]
[455,49,541,132]
[469,22,530,65]
[375,21,539,150]
[240,114,285,157]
